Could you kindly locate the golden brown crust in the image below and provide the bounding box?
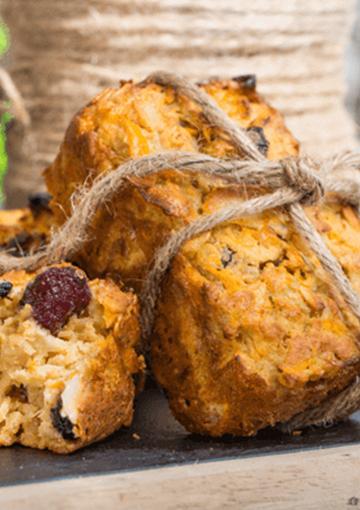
[63,280,142,453]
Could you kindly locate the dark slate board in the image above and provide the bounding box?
[1,386,360,487]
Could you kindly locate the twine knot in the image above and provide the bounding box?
[281,157,324,206]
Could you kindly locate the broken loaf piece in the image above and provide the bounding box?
[0,264,143,453]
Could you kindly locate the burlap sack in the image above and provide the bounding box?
[1,0,356,206]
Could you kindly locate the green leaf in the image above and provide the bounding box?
[0,23,9,56]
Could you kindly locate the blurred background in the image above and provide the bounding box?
[0,0,359,207]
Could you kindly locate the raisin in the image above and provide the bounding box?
[28,192,52,217]
[246,126,269,156]
[0,280,12,298]
[51,398,76,441]
[6,384,28,403]
[259,250,288,271]
[232,74,257,90]
[15,425,24,438]
[21,266,91,335]
[221,246,235,268]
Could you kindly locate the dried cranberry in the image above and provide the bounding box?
[22,266,91,335]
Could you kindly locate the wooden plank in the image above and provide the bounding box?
[1,444,359,510]
[2,390,359,487]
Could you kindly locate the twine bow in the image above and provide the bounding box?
[1,71,360,431]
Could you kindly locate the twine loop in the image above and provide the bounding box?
[281,156,324,206]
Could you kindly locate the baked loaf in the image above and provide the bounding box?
[44,77,360,436]
[0,263,143,453]
[44,76,298,288]
[152,202,360,435]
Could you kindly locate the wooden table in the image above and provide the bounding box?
[0,388,359,509]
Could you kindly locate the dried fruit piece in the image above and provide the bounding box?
[6,384,28,403]
[22,266,91,334]
[28,192,52,217]
[221,246,235,268]
[0,280,13,298]
[232,74,257,89]
[246,126,269,156]
[50,398,76,441]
